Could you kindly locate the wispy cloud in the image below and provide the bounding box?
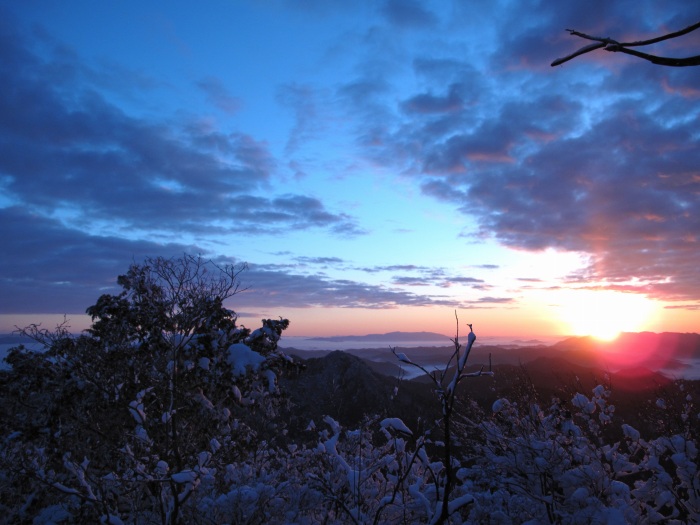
[197,77,241,114]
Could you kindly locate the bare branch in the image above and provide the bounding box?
[605,44,700,67]
[617,20,700,47]
[551,41,606,67]
[551,21,700,67]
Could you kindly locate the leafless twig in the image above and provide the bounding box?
[551,21,700,67]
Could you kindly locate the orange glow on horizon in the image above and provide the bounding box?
[553,290,658,341]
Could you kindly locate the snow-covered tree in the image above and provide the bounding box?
[0,255,293,524]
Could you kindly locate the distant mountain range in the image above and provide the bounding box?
[285,330,700,384]
[308,331,449,343]
[280,339,697,439]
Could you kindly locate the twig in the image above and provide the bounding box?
[551,21,700,67]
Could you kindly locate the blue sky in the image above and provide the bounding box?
[2,1,699,339]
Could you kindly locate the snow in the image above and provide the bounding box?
[231,385,242,403]
[622,424,640,441]
[100,514,124,525]
[572,393,596,413]
[458,330,476,370]
[128,401,146,424]
[172,470,197,484]
[396,352,412,364]
[32,505,72,525]
[380,417,413,435]
[155,460,169,476]
[263,369,277,393]
[9,318,700,524]
[227,343,265,376]
[492,398,508,413]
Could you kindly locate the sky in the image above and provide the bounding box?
[1,1,699,340]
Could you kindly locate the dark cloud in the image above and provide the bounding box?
[450,296,517,309]
[499,1,700,70]
[401,84,464,114]
[336,0,700,304]
[0,19,360,238]
[459,103,700,300]
[0,207,461,316]
[218,195,364,235]
[391,276,430,286]
[0,207,203,314]
[665,304,700,311]
[448,276,485,285]
[346,264,489,290]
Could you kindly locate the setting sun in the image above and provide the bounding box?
[555,290,657,341]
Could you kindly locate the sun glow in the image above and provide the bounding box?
[555,290,657,341]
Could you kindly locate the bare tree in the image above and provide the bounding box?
[551,20,700,67]
[391,315,493,524]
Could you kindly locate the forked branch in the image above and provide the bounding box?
[551,20,700,67]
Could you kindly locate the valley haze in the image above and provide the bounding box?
[280,330,700,380]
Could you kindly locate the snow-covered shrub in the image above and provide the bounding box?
[299,321,493,524]
[470,381,700,524]
[472,385,635,523]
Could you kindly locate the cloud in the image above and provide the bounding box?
[459,102,700,300]
[197,77,241,114]
[4,0,700,327]
[240,264,460,310]
[0,19,360,238]
[293,256,346,266]
[471,297,515,305]
[220,194,365,235]
[0,207,461,317]
[277,83,326,154]
[333,0,700,303]
[401,84,464,114]
[0,207,203,314]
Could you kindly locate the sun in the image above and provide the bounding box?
[555,290,656,341]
